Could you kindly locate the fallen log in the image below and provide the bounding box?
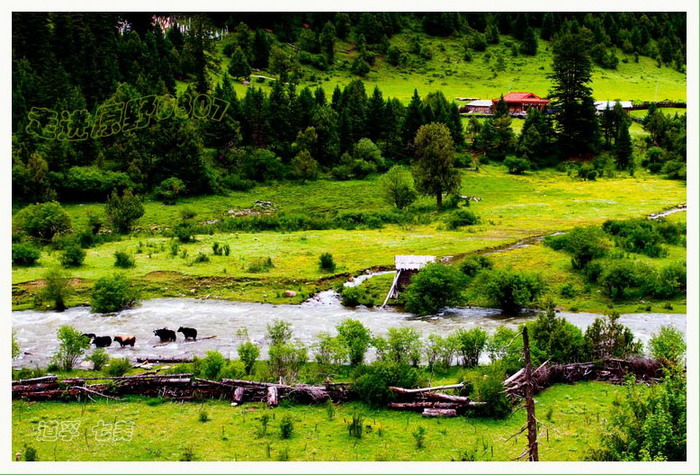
[422,408,457,417]
[267,386,278,407]
[389,402,463,411]
[72,386,120,400]
[136,357,193,364]
[389,383,465,394]
[12,375,58,386]
[422,392,471,403]
[222,379,289,389]
[12,382,59,392]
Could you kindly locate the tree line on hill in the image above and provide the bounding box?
[12,13,687,207]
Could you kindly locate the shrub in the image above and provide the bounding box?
[105,189,144,233]
[12,332,20,358]
[383,327,423,366]
[351,57,370,76]
[424,333,460,369]
[651,260,686,299]
[90,273,140,313]
[279,415,294,439]
[62,166,133,201]
[504,156,530,174]
[173,221,196,243]
[598,259,651,300]
[193,252,210,264]
[336,319,372,365]
[347,413,364,438]
[290,150,318,181]
[353,138,384,168]
[446,209,480,229]
[379,166,418,210]
[268,342,307,383]
[584,311,642,360]
[479,268,545,314]
[559,282,576,298]
[154,177,186,205]
[51,325,91,371]
[339,286,375,308]
[352,360,419,407]
[105,357,132,377]
[313,332,346,366]
[266,319,293,346]
[528,302,588,364]
[198,351,226,380]
[23,445,38,461]
[471,363,512,419]
[454,328,488,367]
[486,326,523,373]
[12,243,40,266]
[40,267,71,311]
[247,257,274,273]
[318,252,336,272]
[403,263,468,316]
[238,342,260,375]
[114,250,136,268]
[13,201,72,241]
[412,426,427,449]
[198,408,210,422]
[544,227,609,269]
[60,244,85,267]
[459,255,493,278]
[649,326,686,367]
[86,348,109,371]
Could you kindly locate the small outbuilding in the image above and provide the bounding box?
[463,99,494,114]
[594,100,633,113]
[382,255,436,307]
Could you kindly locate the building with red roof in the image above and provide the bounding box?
[492,92,550,114]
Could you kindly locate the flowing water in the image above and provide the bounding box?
[12,292,685,368]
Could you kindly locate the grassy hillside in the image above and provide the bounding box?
[208,32,686,104]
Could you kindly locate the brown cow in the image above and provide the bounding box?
[113,336,136,347]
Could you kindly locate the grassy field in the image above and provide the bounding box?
[12,166,685,311]
[204,31,686,105]
[12,381,621,462]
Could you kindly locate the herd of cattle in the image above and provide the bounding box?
[81,326,198,348]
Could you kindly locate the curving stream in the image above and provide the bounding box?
[12,288,685,369]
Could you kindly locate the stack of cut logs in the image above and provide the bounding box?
[12,374,354,406]
[503,357,663,400]
[387,383,486,417]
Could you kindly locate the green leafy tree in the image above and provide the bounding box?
[290,149,318,181]
[51,325,90,370]
[480,268,545,315]
[13,202,72,241]
[412,123,460,208]
[60,244,86,267]
[266,319,293,346]
[527,301,588,363]
[584,311,642,360]
[12,332,21,358]
[40,267,71,311]
[336,319,372,366]
[238,341,260,374]
[454,328,488,367]
[544,226,609,269]
[105,189,144,234]
[403,262,468,316]
[90,273,140,313]
[649,326,686,367]
[591,368,686,461]
[154,177,186,205]
[379,165,417,210]
[384,327,423,366]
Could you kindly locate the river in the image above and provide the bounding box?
[12,292,685,369]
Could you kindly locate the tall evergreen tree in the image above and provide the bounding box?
[319,21,336,65]
[402,89,425,154]
[520,26,538,55]
[366,86,386,142]
[548,28,601,157]
[228,46,252,79]
[251,29,271,69]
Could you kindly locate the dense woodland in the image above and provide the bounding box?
[12,12,687,205]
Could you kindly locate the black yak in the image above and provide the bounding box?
[153,328,176,342]
[177,327,197,341]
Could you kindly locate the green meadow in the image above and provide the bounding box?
[12,381,621,462]
[13,166,685,311]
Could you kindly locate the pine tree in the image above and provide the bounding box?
[229,47,251,79]
[614,123,633,171]
[548,28,601,157]
[402,89,425,154]
[520,27,538,55]
[319,21,336,65]
[494,94,510,117]
[541,12,556,40]
[251,29,271,69]
[366,86,386,142]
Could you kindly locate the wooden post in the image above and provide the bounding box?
[522,327,539,461]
